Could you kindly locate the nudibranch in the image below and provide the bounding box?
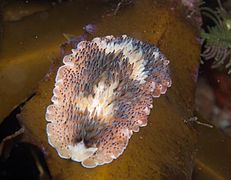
[45,35,172,168]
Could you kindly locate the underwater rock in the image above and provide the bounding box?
[46,35,171,168]
[196,72,231,135]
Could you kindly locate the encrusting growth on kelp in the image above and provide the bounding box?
[45,35,172,168]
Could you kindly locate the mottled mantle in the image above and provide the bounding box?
[46,35,171,168]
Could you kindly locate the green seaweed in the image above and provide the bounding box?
[201,0,231,73]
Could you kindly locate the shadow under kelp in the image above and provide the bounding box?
[0,94,51,180]
[0,142,51,180]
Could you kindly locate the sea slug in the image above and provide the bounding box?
[45,35,172,168]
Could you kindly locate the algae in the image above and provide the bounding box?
[2,0,50,22]
[193,120,231,179]
[0,0,106,121]
[3,0,200,179]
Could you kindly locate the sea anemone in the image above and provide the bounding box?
[45,35,171,168]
